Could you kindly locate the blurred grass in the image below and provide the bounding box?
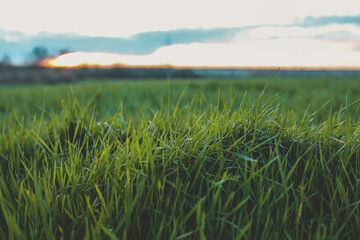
[1,77,359,121]
[0,77,360,239]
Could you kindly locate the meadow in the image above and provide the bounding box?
[0,75,360,239]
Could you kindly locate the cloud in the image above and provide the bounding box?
[0,0,296,38]
[296,14,360,27]
[46,39,360,68]
[2,15,360,66]
[247,24,360,40]
[0,27,247,63]
[353,41,360,51]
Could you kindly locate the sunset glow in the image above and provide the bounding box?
[42,39,360,69]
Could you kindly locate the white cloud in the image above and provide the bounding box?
[3,35,20,42]
[150,39,360,68]
[3,0,359,67]
[290,0,360,17]
[45,38,360,68]
[2,0,358,37]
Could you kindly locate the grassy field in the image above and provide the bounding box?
[0,76,360,239]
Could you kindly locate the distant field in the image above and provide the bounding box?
[0,77,359,239]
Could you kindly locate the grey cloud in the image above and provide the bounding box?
[1,27,251,63]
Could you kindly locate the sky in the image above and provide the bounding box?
[1,0,360,68]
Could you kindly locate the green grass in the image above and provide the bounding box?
[1,77,360,121]
[0,76,360,239]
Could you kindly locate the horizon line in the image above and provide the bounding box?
[40,63,360,71]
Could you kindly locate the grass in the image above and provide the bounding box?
[0,76,360,239]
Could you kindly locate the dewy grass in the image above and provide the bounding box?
[0,77,360,239]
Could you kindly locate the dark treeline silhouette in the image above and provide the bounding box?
[0,66,74,84]
[2,46,71,67]
[0,54,12,67]
[27,46,70,66]
[29,46,49,65]
[0,66,200,84]
[1,65,360,85]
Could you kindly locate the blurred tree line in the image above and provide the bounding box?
[28,46,49,65]
[27,46,70,66]
[0,46,70,67]
[0,54,11,67]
